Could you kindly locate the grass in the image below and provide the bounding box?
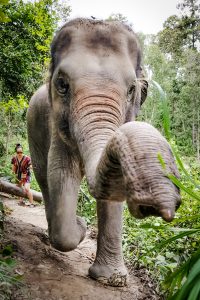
[0,202,23,300]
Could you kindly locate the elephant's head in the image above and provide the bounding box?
[49,19,147,141]
[49,18,180,221]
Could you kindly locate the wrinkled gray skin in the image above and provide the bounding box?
[27,19,180,287]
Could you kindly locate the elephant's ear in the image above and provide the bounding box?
[131,67,148,119]
[138,68,148,106]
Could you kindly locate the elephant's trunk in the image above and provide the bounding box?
[114,122,180,221]
[72,92,180,222]
[72,88,124,185]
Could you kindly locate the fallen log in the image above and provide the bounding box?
[0,179,43,202]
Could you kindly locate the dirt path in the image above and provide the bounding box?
[1,197,159,300]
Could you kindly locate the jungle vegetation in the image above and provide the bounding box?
[0,0,200,299]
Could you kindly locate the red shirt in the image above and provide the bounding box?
[11,155,31,181]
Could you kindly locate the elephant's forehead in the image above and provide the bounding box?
[51,20,139,65]
[85,26,138,54]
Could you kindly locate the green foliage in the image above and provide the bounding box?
[139,0,200,159]
[0,0,10,22]
[0,0,71,99]
[77,179,97,225]
[0,0,71,191]
[0,202,22,300]
[166,253,200,300]
[140,33,200,158]
[164,187,200,299]
[158,0,200,55]
[135,80,200,298]
[155,81,200,299]
[170,49,200,157]
[158,15,187,56]
[30,172,40,192]
[0,95,29,169]
[177,0,200,49]
[0,246,22,300]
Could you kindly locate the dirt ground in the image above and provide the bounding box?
[1,196,160,300]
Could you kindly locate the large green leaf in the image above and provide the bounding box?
[165,249,200,299]
[152,80,171,140]
[157,229,200,249]
[168,174,200,202]
[169,258,200,300]
[171,146,200,189]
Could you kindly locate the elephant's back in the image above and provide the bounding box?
[28,83,50,118]
[27,84,51,155]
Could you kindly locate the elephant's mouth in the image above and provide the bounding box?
[130,204,160,219]
[128,199,181,222]
[138,205,160,218]
[138,201,181,221]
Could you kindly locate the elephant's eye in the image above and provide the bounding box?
[127,84,136,102]
[56,77,69,95]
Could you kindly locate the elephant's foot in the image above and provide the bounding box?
[49,216,87,252]
[89,260,128,287]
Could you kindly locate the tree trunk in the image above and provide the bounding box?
[0,179,43,202]
[197,109,200,161]
[192,111,195,145]
[5,111,11,160]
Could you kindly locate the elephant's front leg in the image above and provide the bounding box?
[47,136,87,252]
[89,201,127,286]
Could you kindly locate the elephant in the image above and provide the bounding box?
[27,18,180,287]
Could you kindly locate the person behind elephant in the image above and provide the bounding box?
[11,143,34,207]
